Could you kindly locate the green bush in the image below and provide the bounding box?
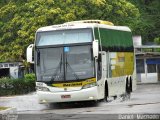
[0,74,36,96]
[24,73,35,80]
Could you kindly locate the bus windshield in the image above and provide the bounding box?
[36,29,92,46]
[36,45,95,82]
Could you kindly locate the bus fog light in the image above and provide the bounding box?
[36,86,50,92]
[41,100,47,103]
[89,96,94,99]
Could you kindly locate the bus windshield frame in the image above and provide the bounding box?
[35,28,95,83]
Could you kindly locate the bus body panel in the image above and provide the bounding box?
[106,76,126,97]
[37,86,98,103]
[94,26,136,98]
[97,78,105,99]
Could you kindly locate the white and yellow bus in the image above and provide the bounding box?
[27,20,136,103]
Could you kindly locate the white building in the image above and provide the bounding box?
[133,35,160,83]
[135,45,160,83]
[0,62,24,79]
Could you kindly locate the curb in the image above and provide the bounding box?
[137,82,160,85]
[0,107,17,120]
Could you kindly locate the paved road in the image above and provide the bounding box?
[0,84,160,119]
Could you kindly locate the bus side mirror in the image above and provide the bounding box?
[27,44,34,63]
[93,40,99,59]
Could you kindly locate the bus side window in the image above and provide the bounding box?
[97,53,102,80]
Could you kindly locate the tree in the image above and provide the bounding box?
[0,0,140,62]
[128,0,160,43]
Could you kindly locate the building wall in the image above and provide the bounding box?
[136,58,160,83]
[0,62,23,79]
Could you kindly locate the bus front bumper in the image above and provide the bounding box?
[37,86,98,103]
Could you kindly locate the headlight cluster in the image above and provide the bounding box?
[82,82,97,89]
[36,86,50,92]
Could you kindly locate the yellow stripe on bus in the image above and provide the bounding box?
[52,78,96,88]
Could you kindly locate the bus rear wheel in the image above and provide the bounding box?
[126,78,130,94]
[125,78,131,100]
[129,77,132,92]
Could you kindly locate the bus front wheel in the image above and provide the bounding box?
[104,81,108,102]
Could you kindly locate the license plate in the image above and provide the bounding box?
[61,95,71,99]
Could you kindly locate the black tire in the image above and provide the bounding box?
[129,77,132,92]
[122,78,131,101]
[126,78,130,94]
[104,81,108,102]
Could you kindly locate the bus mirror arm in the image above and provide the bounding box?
[93,40,99,59]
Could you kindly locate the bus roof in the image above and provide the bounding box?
[37,20,131,32]
[65,20,114,26]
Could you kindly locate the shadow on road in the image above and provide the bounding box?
[47,101,100,110]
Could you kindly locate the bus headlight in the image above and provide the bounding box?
[36,86,50,92]
[82,82,97,89]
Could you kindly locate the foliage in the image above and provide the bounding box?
[0,74,36,96]
[154,37,160,45]
[24,73,35,80]
[0,0,140,62]
[0,0,159,62]
[128,0,160,43]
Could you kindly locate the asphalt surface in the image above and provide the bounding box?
[0,83,160,120]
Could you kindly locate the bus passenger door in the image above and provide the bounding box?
[97,51,106,99]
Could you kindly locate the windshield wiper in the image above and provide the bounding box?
[50,54,79,82]
[65,56,79,80]
[51,54,63,81]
